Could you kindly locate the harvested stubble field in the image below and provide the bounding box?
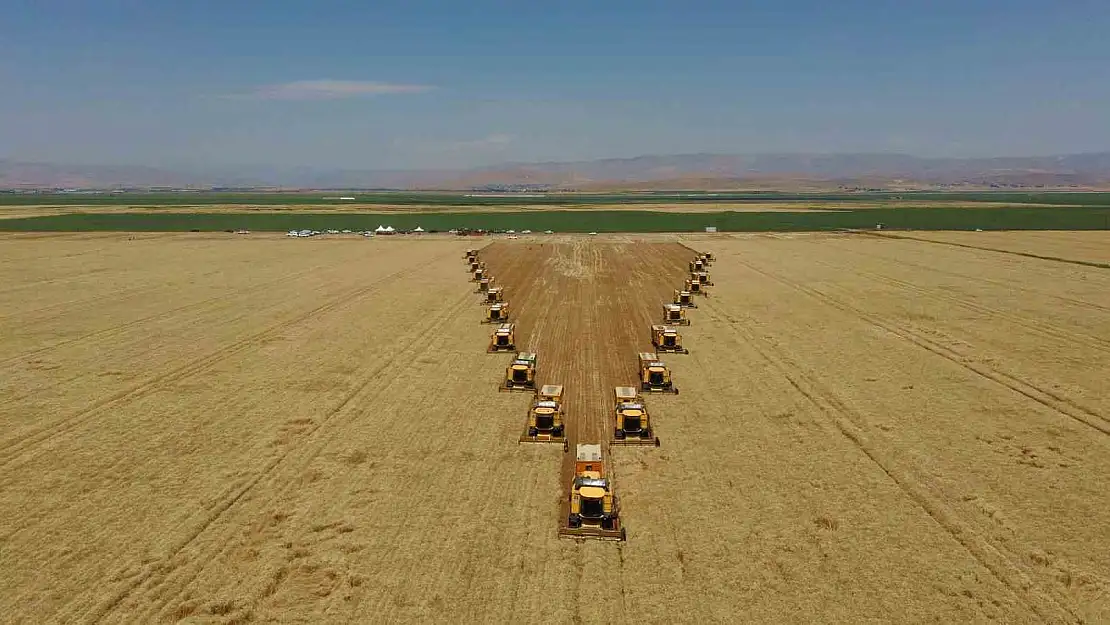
[1,231,1108,623]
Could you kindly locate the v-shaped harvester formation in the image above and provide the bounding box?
[463,245,716,542]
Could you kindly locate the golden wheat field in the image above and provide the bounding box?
[1,231,1108,624]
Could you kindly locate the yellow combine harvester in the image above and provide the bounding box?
[684,278,705,296]
[520,384,566,445]
[484,286,505,304]
[488,322,516,352]
[688,258,705,272]
[702,251,714,263]
[468,259,484,272]
[471,267,486,282]
[691,271,713,286]
[476,277,494,293]
[482,302,509,323]
[501,352,537,392]
[464,249,478,260]
[662,303,691,326]
[558,444,626,541]
[610,386,660,446]
[673,289,697,308]
[638,352,678,394]
[651,324,688,354]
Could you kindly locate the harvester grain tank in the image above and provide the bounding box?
[611,386,660,446]
[483,302,509,323]
[638,352,678,394]
[521,384,566,444]
[488,323,516,352]
[673,289,697,308]
[662,303,690,326]
[501,352,537,392]
[651,324,688,354]
[558,444,625,541]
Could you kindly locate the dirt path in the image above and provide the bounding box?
[481,241,692,519]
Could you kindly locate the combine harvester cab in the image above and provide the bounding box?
[651,324,689,354]
[483,302,509,323]
[638,352,678,394]
[662,303,691,326]
[488,323,517,352]
[689,258,705,272]
[702,252,715,263]
[673,289,697,308]
[559,444,626,541]
[472,267,486,282]
[468,259,484,272]
[693,271,713,286]
[521,384,567,446]
[501,352,537,392]
[611,386,660,447]
[484,286,505,304]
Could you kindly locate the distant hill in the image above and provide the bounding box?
[3,152,1110,190]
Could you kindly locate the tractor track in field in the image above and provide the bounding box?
[732,256,1110,437]
[0,248,457,471]
[794,250,1110,355]
[0,246,380,370]
[61,254,477,624]
[697,295,1081,624]
[838,236,1110,315]
[125,291,477,624]
[861,231,1110,271]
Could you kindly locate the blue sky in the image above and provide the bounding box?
[2,0,1109,169]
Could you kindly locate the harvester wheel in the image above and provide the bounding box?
[563,440,569,453]
[621,527,627,541]
[654,437,661,447]
[673,387,680,395]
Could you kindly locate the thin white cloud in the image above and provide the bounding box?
[397,134,514,153]
[231,80,434,100]
[449,134,513,150]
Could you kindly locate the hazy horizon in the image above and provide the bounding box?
[4,1,1109,170]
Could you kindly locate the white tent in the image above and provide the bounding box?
[413,226,425,234]
[374,225,388,233]
[384,226,395,234]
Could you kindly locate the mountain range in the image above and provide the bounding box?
[3,152,1110,190]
